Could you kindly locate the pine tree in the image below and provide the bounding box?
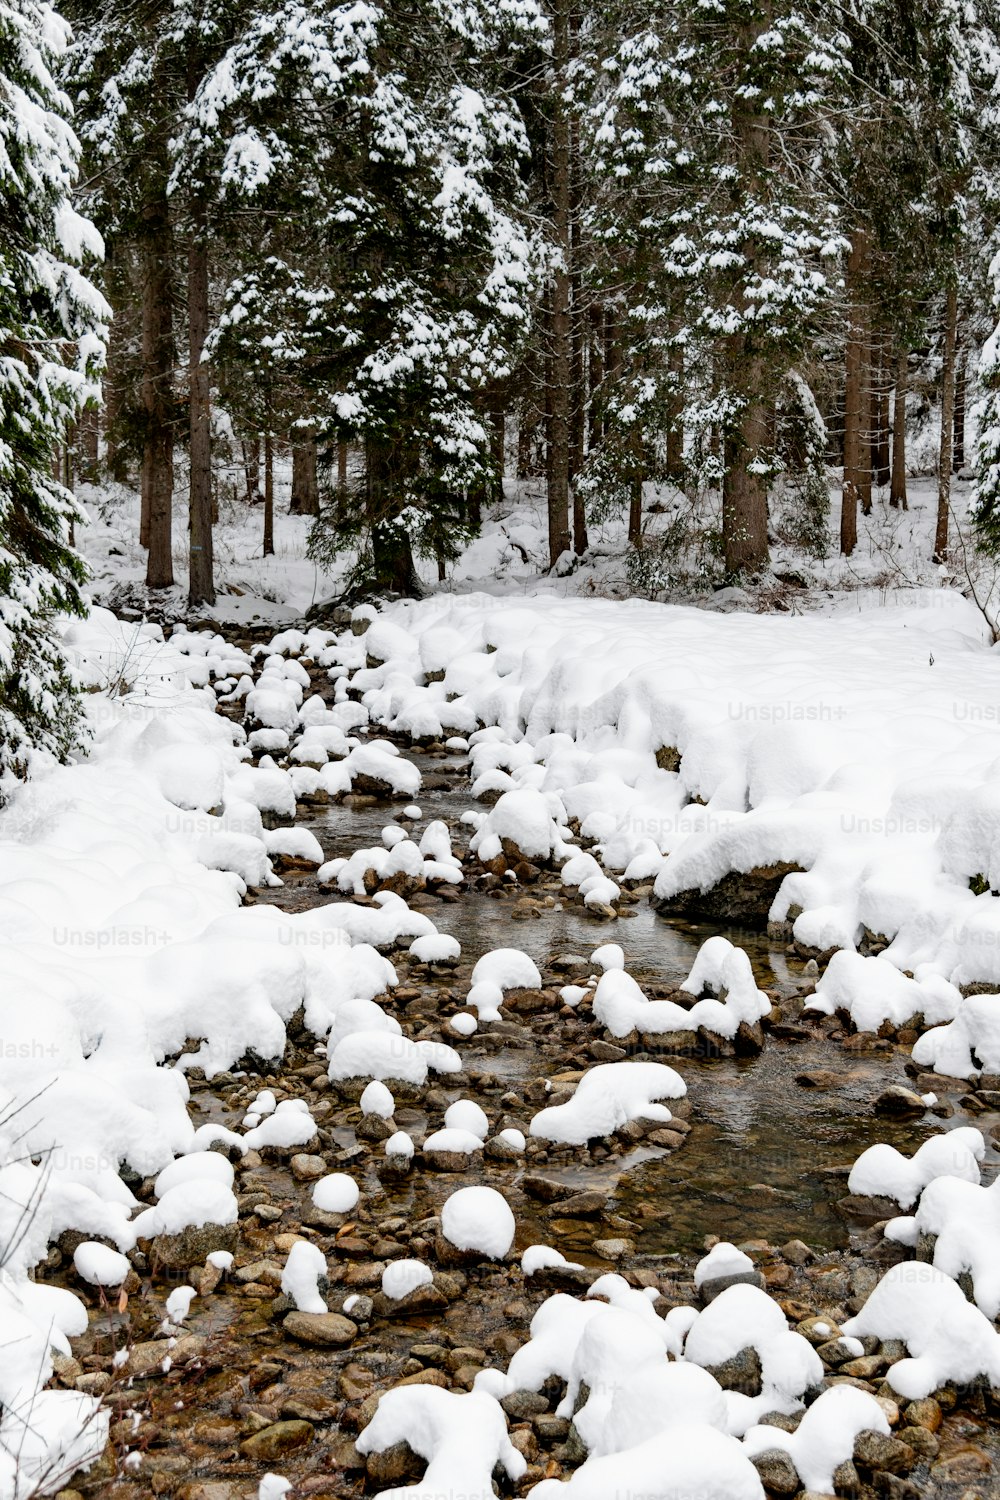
[585,0,848,579]
[184,0,547,596]
[0,0,107,786]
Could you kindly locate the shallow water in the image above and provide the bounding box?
[260,744,1000,1255]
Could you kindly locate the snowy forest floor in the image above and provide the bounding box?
[75,467,992,629]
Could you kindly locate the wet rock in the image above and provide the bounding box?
[749,1449,799,1494]
[698,1268,766,1304]
[502,1391,549,1420]
[282,1311,358,1346]
[240,1419,314,1461]
[365,1441,424,1487]
[148,1221,237,1271]
[290,1153,327,1180]
[372,1283,448,1317]
[854,1430,916,1474]
[929,1447,993,1484]
[904,1397,941,1432]
[873,1086,927,1119]
[125,1335,205,1377]
[422,1146,481,1172]
[654,862,803,928]
[592,1237,633,1260]
[523,1175,575,1204]
[545,1189,609,1219]
[704,1346,762,1395]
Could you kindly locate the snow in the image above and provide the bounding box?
[441,1185,515,1258]
[131,1180,238,1240]
[521,1245,584,1275]
[806,950,961,1032]
[73,1241,130,1287]
[165,1285,196,1323]
[281,1240,328,1313]
[382,1259,434,1300]
[529,1425,764,1500]
[470,947,543,990]
[360,1080,395,1118]
[684,1284,823,1431]
[530,1061,686,1145]
[847,1126,985,1208]
[385,1130,415,1159]
[311,1173,360,1214]
[842,1260,1000,1398]
[410,932,461,963]
[444,1099,489,1138]
[357,1386,526,1500]
[695,1242,755,1289]
[743,1385,889,1493]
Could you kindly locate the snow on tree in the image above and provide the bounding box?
[583,0,849,577]
[0,0,107,788]
[181,0,548,594]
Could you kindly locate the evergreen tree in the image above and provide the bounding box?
[584,0,848,578]
[184,0,547,595]
[0,0,107,786]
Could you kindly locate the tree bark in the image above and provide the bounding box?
[890,349,908,510]
[935,282,957,561]
[141,180,174,589]
[243,437,260,504]
[290,431,320,515]
[954,345,966,472]
[263,424,275,557]
[588,305,604,450]
[366,437,420,593]
[723,30,770,577]
[872,335,891,488]
[840,229,868,555]
[187,199,214,606]
[666,342,684,480]
[545,0,572,567]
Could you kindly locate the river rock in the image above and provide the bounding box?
[854,1429,916,1473]
[148,1221,237,1271]
[698,1268,766,1304]
[282,1311,358,1346]
[749,1449,799,1495]
[874,1086,927,1118]
[240,1419,314,1461]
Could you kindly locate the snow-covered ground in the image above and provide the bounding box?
[77,466,993,625]
[7,467,1000,1496]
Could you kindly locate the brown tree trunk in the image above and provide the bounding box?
[263,424,275,557]
[588,305,604,450]
[872,335,891,488]
[290,431,320,515]
[723,36,770,577]
[79,406,99,482]
[366,437,420,593]
[840,229,868,554]
[666,343,684,479]
[243,437,260,504]
[545,0,572,567]
[935,282,957,562]
[890,349,908,510]
[954,345,966,472]
[723,359,770,575]
[337,441,348,493]
[141,179,174,589]
[188,197,214,606]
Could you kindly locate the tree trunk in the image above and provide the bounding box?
[187,200,214,606]
[954,345,966,472]
[723,30,770,577]
[588,305,604,450]
[872,335,891,488]
[840,229,868,555]
[545,0,572,567]
[890,349,908,510]
[935,282,957,562]
[290,431,320,515]
[337,441,348,492]
[243,438,260,504]
[723,359,770,576]
[79,405,99,482]
[859,326,872,516]
[366,437,420,594]
[263,425,274,557]
[141,180,174,589]
[666,343,684,479]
